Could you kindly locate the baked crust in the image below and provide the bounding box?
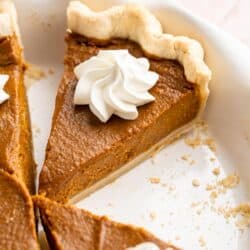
[34,195,179,250]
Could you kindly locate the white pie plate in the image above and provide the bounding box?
[14,0,250,249]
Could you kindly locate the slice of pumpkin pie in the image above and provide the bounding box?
[34,195,179,250]
[39,1,211,203]
[0,0,36,193]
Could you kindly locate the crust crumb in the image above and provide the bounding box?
[219,174,240,189]
[218,203,250,230]
[210,191,218,202]
[32,124,41,136]
[149,211,157,220]
[230,203,250,229]
[26,63,46,80]
[203,138,217,152]
[210,157,216,162]
[181,154,190,161]
[149,177,160,184]
[190,160,196,165]
[212,168,220,176]
[185,135,202,148]
[48,68,54,75]
[175,235,180,240]
[192,179,200,187]
[198,236,206,247]
[184,122,217,152]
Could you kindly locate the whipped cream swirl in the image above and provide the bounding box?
[0,74,9,104]
[127,242,160,250]
[74,50,159,123]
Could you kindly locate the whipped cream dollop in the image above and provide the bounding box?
[0,74,9,104]
[127,242,160,250]
[74,50,159,122]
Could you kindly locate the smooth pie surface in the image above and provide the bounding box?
[0,170,38,249]
[34,196,178,250]
[39,34,200,203]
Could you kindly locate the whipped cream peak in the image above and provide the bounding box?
[74,49,159,123]
[0,74,9,104]
[127,242,160,250]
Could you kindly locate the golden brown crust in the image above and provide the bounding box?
[0,170,39,249]
[34,195,179,250]
[0,32,36,193]
[39,34,200,203]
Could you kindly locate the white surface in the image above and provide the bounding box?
[14,0,250,249]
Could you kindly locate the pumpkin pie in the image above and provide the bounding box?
[0,0,36,193]
[39,1,211,203]
[34,195,179,250]
[0,170,39,249]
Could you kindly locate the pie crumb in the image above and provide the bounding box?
[210,157,216,162]
[219,174,240,189]
[198,236,206,247]
[175,235,180,240]
[190,160,196,165]
[229,203,250,229]
[149,177,160,184]
[26,63,46,80]
[185,135,202,148]
[48,68,55,75]
[181,154,190,161]
[192,179,200,187]
[210,191,218,201]
[203,138,217,152]
[149,212,157,220]
[212,168,220,176]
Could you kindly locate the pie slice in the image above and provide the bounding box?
[39,1,211,203]
[0,170,39,249]
[34,196,179,250]
[0,0,36,193]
